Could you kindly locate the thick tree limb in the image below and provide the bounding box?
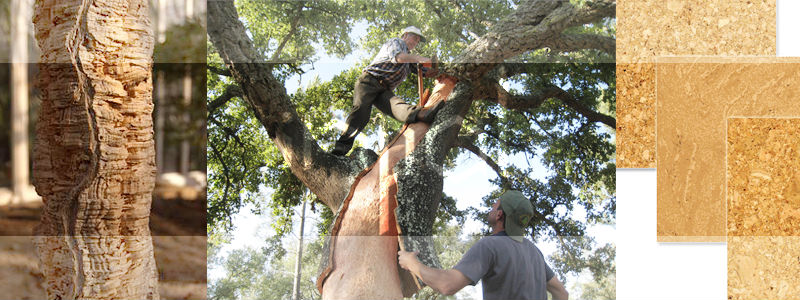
[482,80,616,128]
[207,0,370,210]
[547,33,615,55]
[208,85,242,114]
[445,0,615,78]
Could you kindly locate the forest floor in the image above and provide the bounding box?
[0,195,207,300]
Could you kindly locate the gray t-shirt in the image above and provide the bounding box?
[453,232,555,300]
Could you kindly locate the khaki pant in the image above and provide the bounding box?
[334,73,419,152]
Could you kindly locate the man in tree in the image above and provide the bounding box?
[398,190,570,300]
[331,26,444,156]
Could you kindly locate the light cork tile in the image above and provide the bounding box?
[728,118,800,237]
[616,0,776,168]
[656,57,800,242]
[618,0,775,63]
[616,63,656,168]
[728,236,800,300]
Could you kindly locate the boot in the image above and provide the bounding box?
[331,141,352,156]
[413,100,445,124]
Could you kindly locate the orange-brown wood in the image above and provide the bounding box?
[318,76,456,299]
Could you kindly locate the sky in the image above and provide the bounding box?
[210,20,615,299]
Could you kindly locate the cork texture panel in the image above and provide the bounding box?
[656,58,800,242]
[728,236,800,300]
[617,0,776,63]
[616,0,775,168]
[616,63,655,168]
[728,118,800,236]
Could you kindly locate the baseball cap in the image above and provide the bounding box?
[499,190,534,242]
[401,26,427,43]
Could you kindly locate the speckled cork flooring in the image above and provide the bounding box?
[728,236,800,300]
[726,119,800,299]
[616,0,776,168]
[727,118,800,237]
[655,58,800,242]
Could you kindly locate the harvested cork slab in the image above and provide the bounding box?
[616,0,776,168]
[728,236,800,300]
[727,118,800,236]
[656,57,800,242]
[616,63,656,168]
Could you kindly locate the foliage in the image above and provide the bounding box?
[209,229,325,300]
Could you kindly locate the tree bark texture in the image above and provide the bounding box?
[32,0,159,299]
[318,77,457,299]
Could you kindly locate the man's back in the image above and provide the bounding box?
[454,232,554,300]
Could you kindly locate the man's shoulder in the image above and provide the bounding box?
[480,234,544,254]
[383,37,406,48]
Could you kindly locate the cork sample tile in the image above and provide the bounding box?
[616,0,776,168]
[616,63,656,168]
[728,236,800,300]
[728,118,800,237]
[656,58,800,242]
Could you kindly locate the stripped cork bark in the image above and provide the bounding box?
[32,0,159,299]
[318,77,456,300]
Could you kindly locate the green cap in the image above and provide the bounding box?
[499,190,533,242]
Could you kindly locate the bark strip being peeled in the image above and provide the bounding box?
[317,77,457,299]
[32,0,158,299]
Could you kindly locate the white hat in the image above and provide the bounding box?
[401,26,427,43]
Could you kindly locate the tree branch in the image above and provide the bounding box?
[453,0,614,64]
[549,87,616,128]
[454,136,511,189]
[482,80,616,128]
[547,33,615,55]
[270,1,305,62]
[208,85,242,114]
[207,0,369,210]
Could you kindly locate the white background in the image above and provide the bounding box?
[616,1,799,298]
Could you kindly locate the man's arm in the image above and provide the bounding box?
[546,276,569,300]
[396,53,431,64]
[398,251,471,296]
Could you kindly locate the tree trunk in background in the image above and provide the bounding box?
[11,0,30,204]
[291,192,307,300]
[155,0,166,173]
[180,0,193,175]
[32,0,159,299]
[180,64,191,175]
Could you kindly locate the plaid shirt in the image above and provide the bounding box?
[364,38,418,90]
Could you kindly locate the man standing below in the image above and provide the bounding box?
[398,190,570,300]
[331,26,444,156]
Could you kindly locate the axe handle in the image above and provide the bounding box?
[417,64,426,107]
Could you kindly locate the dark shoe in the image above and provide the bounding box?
[331,142,352,156]
[415,100,445,123]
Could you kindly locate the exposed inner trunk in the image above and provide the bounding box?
[319,78,456,299]
[32,0,159,299]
